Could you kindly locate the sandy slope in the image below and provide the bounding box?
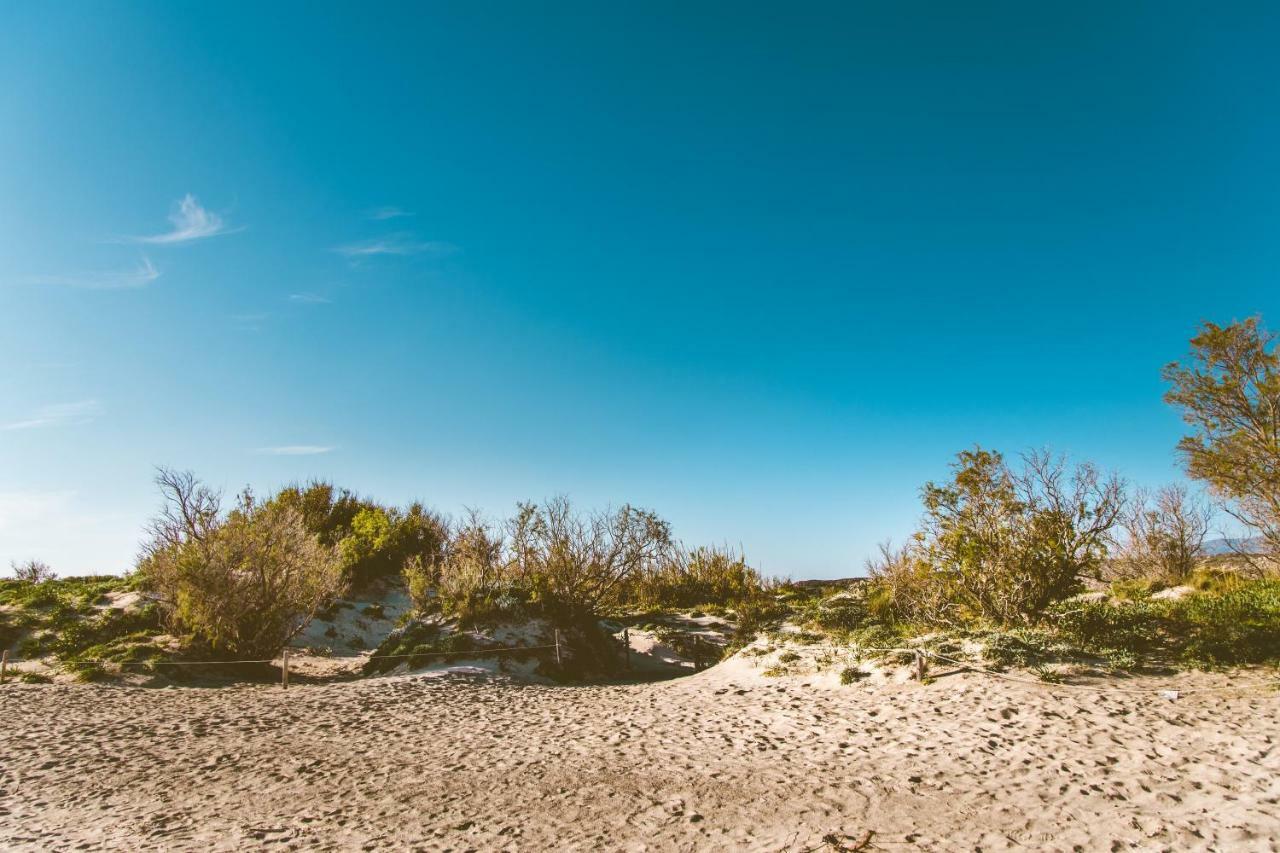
[1,661,1277,851]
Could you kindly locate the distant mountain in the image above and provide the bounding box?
[1200,537,1266,556]
[790,577,867,589]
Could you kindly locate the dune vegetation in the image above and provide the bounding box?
[4,317,1280,685]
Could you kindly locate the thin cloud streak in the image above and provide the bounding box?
[331,233,456,260]
[230,312,269,332]
[1,400,100,431]
[367,206,413,220]
[127,194,240,244]
[26,257,160,290]
[255,445,337,456]
[288,292,332,304]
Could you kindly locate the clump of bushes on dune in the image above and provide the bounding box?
[868,447,1124,627]
[269,481,448,589]
[0,574,166,679]
[625,545,774,611]
[787,318,1280,673]
[1047,579,1280,667]
[397,497,772,626]
[136,469,345,660]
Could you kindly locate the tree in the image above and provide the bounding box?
[269,483,447,587]
[907,447,1124,624]
[1164,317,1280,569]
[433,508,508,617]
[1112,484,1212,583]
[138,468,345,658]
[628,544,770,609]
[10,559,56,583]
[507,497,672,615]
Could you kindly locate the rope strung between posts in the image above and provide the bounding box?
[755,643,1280,696]
[922,650,1280,696]
[0,643,562,669]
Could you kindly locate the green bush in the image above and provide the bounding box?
[627,545,773,611]
[137,471,345,659]
[871,448,1123,625]
[807,589,871,633]
[271,483,448,589]
[839,666,866,685]
[1047,579,1280,667]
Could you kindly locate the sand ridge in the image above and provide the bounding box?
[1,664,1277,851]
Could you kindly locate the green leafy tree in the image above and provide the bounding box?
[507,497,672,615]
[268,483,447,587]
[138,469,345,658]
[1164,317,1280,568]
[884,448,1124,625]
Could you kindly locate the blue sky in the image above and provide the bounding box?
[3,2,1279,578]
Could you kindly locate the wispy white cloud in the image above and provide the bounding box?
[367,206,413,221]
[332,233,456,260]
[255,445,336,456]
[230,312,269,332]
[288,292,332,304]
[1,400,100,431]
[26,257,160,290]
[127,194,240,244]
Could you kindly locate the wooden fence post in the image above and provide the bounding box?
[694,636,702,671]
[623,628,631,670]
[1,649,8,684]
[281,648,290,690]
[554,629,562,667]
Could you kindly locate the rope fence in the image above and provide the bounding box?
[781,643,1280,696]
[0,631,569,689]
[2,635,1276,697]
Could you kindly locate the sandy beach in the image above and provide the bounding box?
[2,661,1276,852]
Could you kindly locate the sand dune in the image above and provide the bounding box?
[1,661,1277,851]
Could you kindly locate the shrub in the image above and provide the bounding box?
[401,555,436,614]
[1110,484,1211,584]
[435,509,511,621]
[728,596,790,651]
[137,469,345,659]
[872,448,1124,626]
[508,497,672,616]
[627,545,773,611]
[806,587,872,633]
[980,630,1056,669]
[1046,579,1280,667]
[10,559,56,583]
[270,482,448,588]
[839,666,866,684]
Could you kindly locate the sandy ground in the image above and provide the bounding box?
[1,660,1277,852]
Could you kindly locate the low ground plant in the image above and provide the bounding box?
[1048,579,1280,667]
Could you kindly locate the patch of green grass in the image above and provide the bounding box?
[1,576,167,680]
[839,666,866,685]
[17,670,53,684]
[1032,665,1064,684]
[1046,579,1280,668]
[1103,648,1139,671]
